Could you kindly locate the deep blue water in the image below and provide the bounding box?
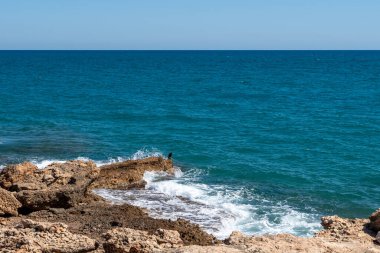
[0,51,379,237]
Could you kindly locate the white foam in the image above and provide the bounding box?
[129,148,162,160]
[1,148,322,238]
[31,159,67,169]
[94,168,321,239]
[27,149,163,169]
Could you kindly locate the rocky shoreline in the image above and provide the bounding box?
[0,157,379,252]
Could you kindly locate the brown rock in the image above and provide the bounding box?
[0,219,97,252]
[1,161,101,212]
[370,209,380,232]
[224,231,380,253]
[317,215,376,244]
[90,157,173,190]
[0,162,37,190]
[0,188,22,216]
[27,202,217,246]
[103,227,183,253]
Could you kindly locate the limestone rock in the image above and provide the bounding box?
[369,209,380,232]
[225,231,380,253]
[0,162,37,190]
[0,188,22,216]
[90,157,173,190]
[103,227,183,253]
[317,215,374,243]
[0,219,97,253]
[167,245,244,252]
[0,160,101,211]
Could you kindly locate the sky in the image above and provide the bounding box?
[0,0,379,50]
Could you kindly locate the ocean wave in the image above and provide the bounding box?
[10,149,165,169]
[0,149,321,238]
[94,167,321,239]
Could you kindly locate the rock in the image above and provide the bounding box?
[0,219,97,252]
[16,186,89,211]
[224,231,380,253]
[166,245,244,252]
[317,215,374,243]
[103,227,183,253]
[0,160,101,212]
[0,188,22,216]
[155,228,183,246]
[370,209,380,232]
[376,231,380,244]
[90,157,173,190]
[0,162,37,190]
[26,202,217,247]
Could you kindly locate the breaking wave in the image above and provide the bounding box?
[1,149,322,238]
[93,151,322,239]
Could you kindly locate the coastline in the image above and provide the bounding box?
[0,157,379,252]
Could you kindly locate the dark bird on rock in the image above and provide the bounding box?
[167,152,173,159]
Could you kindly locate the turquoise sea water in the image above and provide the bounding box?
[0,51,379,237]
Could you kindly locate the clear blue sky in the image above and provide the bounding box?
[1,0,379,50]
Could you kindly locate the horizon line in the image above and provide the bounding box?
[1,49,380,51]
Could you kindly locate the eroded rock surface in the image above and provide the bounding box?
[26,202,217,246]
[369,209,380,232]
[90,157,173,190]
[0,162,38,190]
[0,219,97,253]
[0,188,22,216]
[1,158,379,253]
[103,227,183,253]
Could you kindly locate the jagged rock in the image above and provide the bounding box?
[103,227,183,253]
[90,157,173,190]
[370,209,380,232]
[167,245,243,252]
[0,162,37,190]
[376,232,380,244]
[16,186,90,211]
[224,230,380,253]
[0,160,101,211]
[0,188,22,216]
[0,219,97,253]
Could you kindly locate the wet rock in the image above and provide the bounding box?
[90,157,173,190]
[0,219,97,252]
[0,188,22,216]
[370,209,380,232]
[103,227,183,253]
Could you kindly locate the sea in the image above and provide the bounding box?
[0,50,379,239]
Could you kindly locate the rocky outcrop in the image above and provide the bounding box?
[0,219,97,253]
[0,158,173,212]
[0,160,101,211]
[317,215,375,243]
[90,157,173,190]
[103,228,183,253]
[1,158,379,253]
[369,209,380,232]
[0,188,22,216]
[0,162,38,190]
[26,202,217,246]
